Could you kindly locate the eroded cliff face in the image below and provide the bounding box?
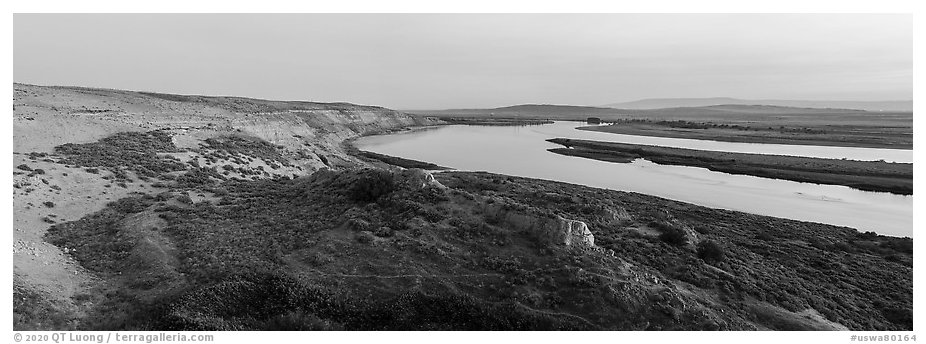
[14,83,440,172]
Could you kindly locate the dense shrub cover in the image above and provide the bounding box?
[54,131,187,178]
[202,135,290,167]
[349,169,396,203]
[41,169,912,331]
[696,240,725,264]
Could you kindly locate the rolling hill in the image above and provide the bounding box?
[603,98,912,112]
[408,103,910,124]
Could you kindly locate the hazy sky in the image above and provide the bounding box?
[14,14,912,109]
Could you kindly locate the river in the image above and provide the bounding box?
[355,122,913,237]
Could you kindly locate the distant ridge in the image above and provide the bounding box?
[443,104,616,112]
[603,98,912,112]
[406,103,895,121]
[407,104,626,118]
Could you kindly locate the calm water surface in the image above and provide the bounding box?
[355,122,912,237]
[567,123,911,162]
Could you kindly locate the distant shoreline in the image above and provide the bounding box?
[578,124,912,150]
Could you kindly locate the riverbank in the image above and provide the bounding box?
[547,138,912,195]
[436,117,554,126]
[353,150,449,170]
[342,124,452,170]
[580,121,913,150]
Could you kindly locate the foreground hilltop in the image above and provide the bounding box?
[12,84,911,331]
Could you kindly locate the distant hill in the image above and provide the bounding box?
[635,104,871,116]
[603,98,912,112]
[407,104,630,120]
[407,103,902,122]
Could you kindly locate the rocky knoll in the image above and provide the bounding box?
[480,202,595,248]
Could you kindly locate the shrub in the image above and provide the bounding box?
[755,231,775,241]
[654,221,688,246]
[16,164,32,171]
[349,170,395,203]
[696,240,726,264]
[43,201,55,208]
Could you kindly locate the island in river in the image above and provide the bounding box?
[546,138,913,195]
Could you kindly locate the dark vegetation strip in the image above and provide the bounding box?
[438,117,554,126]
[547,138,913,195]
[54,131,188,181]
[355,150,449,170]
[50,130,297,190]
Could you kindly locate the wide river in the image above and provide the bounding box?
[355,121,913,237]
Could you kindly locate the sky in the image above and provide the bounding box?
[13,14,912,110]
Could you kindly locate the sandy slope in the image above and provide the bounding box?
[12,83,436,326]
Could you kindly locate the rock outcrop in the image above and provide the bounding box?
[480,201,595,248]
[550,219,595,247]
[399,168,447,190]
